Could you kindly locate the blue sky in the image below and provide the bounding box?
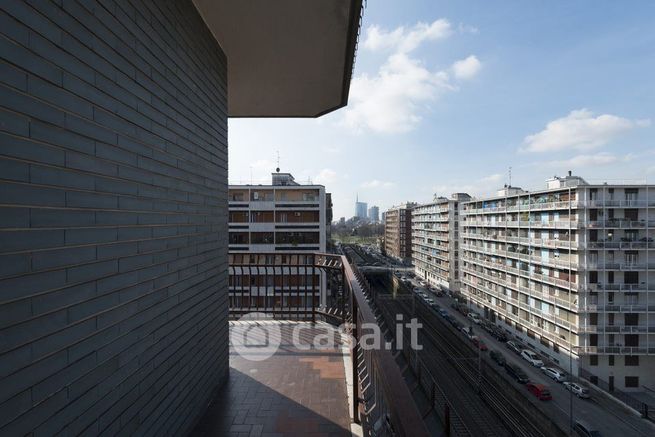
[229,0,655,219]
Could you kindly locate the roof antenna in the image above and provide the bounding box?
[276,150,280,173]
[508,166,512,187]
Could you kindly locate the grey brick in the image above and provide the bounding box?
[30,164,96,190]
[32,282,97,315]
[30,120,95,155]
[0,253,30,278]
[30,208,95,227]
[0,180,66,208]
[0,229,65,253]
[0,157,28,182]
[65,227,117,245]
[66,190,118,209]
[28,75,93,119]
[0,107,29,136]
[67,259,118,283]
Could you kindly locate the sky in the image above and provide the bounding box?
[228,0,655,220]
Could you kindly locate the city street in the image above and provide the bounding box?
[402,273,655,437]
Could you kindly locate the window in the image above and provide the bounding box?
[624,271,639,284]
[625,334,639,347]
[608,355,614,366]
[624,189,638,202]
[624,314,639,326]
[590,334,598,346]
[625,376,639,388]
[624,251,638,265]
[589,355,598,366]
[625,356,639,366]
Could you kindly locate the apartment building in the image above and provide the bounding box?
[460,173,654,391]
[413,193,471,291]
[228,172,328,318]
[384,203,417,262]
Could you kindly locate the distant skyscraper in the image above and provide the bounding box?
[368,205,380,223]
[355,194,368,219]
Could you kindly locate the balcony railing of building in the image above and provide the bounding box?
[228,252,429,437]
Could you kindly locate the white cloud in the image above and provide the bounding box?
[458,23,479,34]
[363,19,452,53]
[522,109,650,153]
[452,55,482,80]
[343,19,481,134]
[343,53,453,133]
[314,168,337,185]
[361,179,395,188]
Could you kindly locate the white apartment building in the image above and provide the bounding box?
[460,173,654,392]
[228,172,327,319]
[412,193,470,291]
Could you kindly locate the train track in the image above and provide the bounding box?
[369,274,556,437]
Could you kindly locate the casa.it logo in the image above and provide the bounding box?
[230,312,282,361]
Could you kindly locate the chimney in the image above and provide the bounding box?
[568,170,572,177]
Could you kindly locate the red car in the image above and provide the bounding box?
[526,382,552,400]
[472,338,488,351]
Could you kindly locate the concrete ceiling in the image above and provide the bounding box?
[193,0,362,118]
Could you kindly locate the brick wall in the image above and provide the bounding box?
[0,1,228,435]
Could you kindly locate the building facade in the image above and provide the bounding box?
[384,203,416,262]
[460,174,654,391]
[228,173,328,319]
[356,199,368,220]
[413,193,470,291]
[369,205,380,223]
[0,0,361,434]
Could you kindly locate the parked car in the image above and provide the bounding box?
[526,382,552,400]
[439,309,449,317]
[451,320,463,330]
[490,350,505,366]
[491,327,508,342]
[472,338,488,351]
[461,326,476,340]
[506,341,522,355]
[541,367,567,382]
[504,362,529,383]
[521,349,544,367]
[430,302,441,310]
[467,312,481,324]
[563,382,591,399]
[573,420,601,437]
[425,298,435,305]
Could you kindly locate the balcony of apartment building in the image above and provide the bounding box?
[216,253,432,436]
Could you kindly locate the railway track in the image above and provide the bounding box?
[368,274,558,437]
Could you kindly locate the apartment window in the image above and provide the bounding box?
[625,335,639,347]
[625,189,638,202]
[589,313,598,326]
[607,271,614,284]
[589,271,598,283]
[625,293,638,305]
[624,272,639,284]
[624,251,638,265]
[625,376,639,388]
[625,356,639,366]
[624,209,638,221]
[250,232,274,244]
[589,355,598,366]
[624,314,639,326]
[590,334,598,347]
[608,355,615,366]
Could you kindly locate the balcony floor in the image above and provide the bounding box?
[193,321,353,437]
